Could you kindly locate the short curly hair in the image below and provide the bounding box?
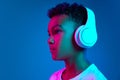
[47,2,87,26]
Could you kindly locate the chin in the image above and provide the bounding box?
[51,51,68,60]
[51,55,63,60]
[52,57,61,60]
[52,56,67,61]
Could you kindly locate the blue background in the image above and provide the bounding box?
[0,0,120,80]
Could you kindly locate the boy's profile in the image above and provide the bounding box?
[47,2,107,80]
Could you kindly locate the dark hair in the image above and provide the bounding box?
[47,2,87,26]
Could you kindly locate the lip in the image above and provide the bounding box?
[49,46,56,52]
[49,45,55,49]
[50,47,55,50]
[50,48,56,51]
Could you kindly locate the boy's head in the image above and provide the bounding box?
[48,2,87,27]
[47,2,87,60]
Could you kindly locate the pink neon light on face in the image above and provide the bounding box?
[48,15,66,60]
[48,14,76,60]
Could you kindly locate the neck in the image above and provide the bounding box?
[62,51,90,79]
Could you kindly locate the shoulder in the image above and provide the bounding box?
[82,64,107,80]
[91,64,107,80]
[49,68,65,80]
[71,64,107,80]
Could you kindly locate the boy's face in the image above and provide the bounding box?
[48,14,77,60]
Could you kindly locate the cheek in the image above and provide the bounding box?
[54,34,64,49]
[59,36,70,52]
[58,34,74,56]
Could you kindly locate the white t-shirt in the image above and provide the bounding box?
[49,64,107,80]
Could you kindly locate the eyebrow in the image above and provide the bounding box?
[48,24,62,33]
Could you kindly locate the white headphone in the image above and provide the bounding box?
[74,7,98,48]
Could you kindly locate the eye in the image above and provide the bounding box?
[54,29,62,34]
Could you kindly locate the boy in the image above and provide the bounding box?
[47,2,107,80]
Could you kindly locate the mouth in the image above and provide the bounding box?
[50,47,55,51]
[49,47,56,53]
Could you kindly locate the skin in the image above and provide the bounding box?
[48,14,90,80]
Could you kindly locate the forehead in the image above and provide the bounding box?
[48,14,68,27]
[48,15,70,30]
[48,14,77,33]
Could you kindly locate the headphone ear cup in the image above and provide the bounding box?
[74,25,86,48]
[74,25,97,48]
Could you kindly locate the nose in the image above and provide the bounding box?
[48,36,55,44]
